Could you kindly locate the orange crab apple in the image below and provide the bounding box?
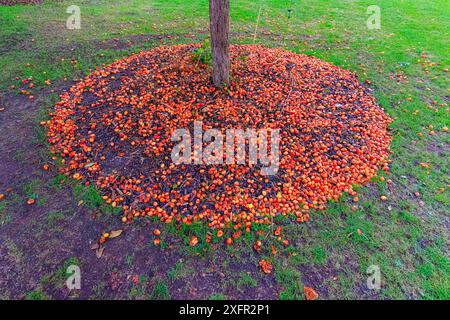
[189,236,199,246]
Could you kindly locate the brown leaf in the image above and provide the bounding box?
[90,243,99,250]
[109,229,123,238]
[96,246,104,258]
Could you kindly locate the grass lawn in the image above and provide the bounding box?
[0,0,449,300]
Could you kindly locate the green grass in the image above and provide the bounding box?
[236,272,258,292]
[0,0,448,300]
[25,290,49,300]
[129,275,150,300]
[124,254,134,267]
[274,263,304,300]
[209,293,227,300]
[72,183,121,215]
[23,178,48,205]
[167,260,195,281]
[150,280,171,300]
[0,194,16,226]
[47,210,70,226]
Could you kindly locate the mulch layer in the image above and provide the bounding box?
[47,44,392,237]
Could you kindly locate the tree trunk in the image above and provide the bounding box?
[209,0,230,87]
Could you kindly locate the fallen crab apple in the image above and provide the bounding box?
[259,259,273,274]
[304,286,319,300]
[91,229,124,258]
[98,229,123,245]
[189,236,199,246]
[47,44,392,237]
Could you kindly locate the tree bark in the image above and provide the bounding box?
[209,0,230,87]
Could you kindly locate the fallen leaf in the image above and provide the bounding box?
[109,229,123,238]
[90,243,99,250]
[96,246,104,258]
